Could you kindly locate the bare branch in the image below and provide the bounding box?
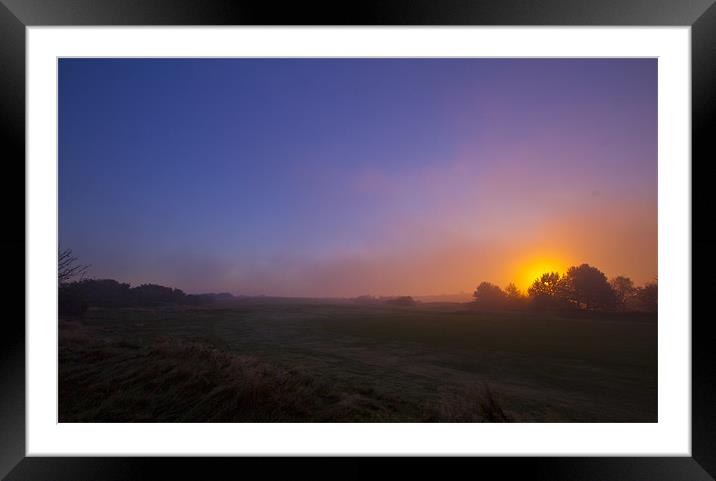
[58,249,90,284]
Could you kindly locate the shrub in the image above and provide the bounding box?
[385,296,417,306]
[58,288,88,317]
[473,282,506,308]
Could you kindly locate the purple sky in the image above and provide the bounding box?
[59,58,657,297]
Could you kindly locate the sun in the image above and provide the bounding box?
[515,258,569,292]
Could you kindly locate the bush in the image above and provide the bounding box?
[58,289,88,317]
[385,296,417,306]
[634,282,658,312]
[473,282,507,308]
[58,278,228,309]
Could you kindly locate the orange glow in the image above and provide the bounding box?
[514,257,569,292]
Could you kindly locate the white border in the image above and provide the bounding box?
[26,27,691,456]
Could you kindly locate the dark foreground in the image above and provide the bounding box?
[59,299,657,422]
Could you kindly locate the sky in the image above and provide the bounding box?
[59,58,657,297]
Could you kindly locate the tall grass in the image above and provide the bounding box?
[59,320,512,423]
[427,385,514,422]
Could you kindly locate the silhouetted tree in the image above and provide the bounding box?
[473,282,506,307]
[385,296,417,306]
[527,272,564,297]
[503,283,527,308]
[610,276,636,310]
[58,249,89,284]
[352,295,378,305]
[527,272,569,310]
[635,281,658,312]
[58,274,223,313]
[61,279,131,306]
[58,249,91,316]
[131,284,187,306]
[563,264,617,311]
[504,283,521,299]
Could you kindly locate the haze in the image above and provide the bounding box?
[59,58,657,297]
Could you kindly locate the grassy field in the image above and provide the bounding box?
[59,299,657,422]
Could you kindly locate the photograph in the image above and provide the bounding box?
[57,57,658,423]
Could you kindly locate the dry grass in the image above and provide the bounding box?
[56,300,659,422]
[58,320,513,423]
[58,318,93,343]
[427,385,514,422]
[61,328,333,422]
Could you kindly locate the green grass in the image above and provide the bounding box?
[59,299,657,422]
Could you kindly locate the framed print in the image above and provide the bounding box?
[2,0,714,479]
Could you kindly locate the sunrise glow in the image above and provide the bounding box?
[59,58,657,297]
[56,56,661,426]
[515,258,570,292]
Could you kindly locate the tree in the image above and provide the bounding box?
[563,264,616,311]
[635,281,658,312]
[385,296,417,306]
[58,249,90,316]
[504,283,521,299]
[58,249,89,284]
[610,276,636,310]
[527,272,569,310]
[503,282,527,308]
[63,279,131,306]
[131,284,187,306]
[527,272,565,297]
[473,282,506,307]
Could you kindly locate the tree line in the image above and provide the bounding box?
[58,250,656,315]
[473,263,657,312]
[58,249,233,315]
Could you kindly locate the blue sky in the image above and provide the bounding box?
[59,58,657,296]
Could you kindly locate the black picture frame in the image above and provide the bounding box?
[2,1,713,479]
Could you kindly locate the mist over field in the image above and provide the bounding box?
[59,58,656,299]
[58,58,657,423]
